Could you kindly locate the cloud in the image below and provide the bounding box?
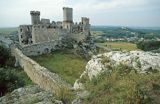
[70,0,151,13]
[0,0,66,27]
[0,0,160,27]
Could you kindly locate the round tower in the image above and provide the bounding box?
[30,11,40,25]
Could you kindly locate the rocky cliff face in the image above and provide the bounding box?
[86,51,160,79]
[74,51,160,89]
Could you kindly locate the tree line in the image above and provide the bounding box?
[136,41,160,51]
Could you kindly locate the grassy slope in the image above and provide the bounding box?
[97,42,140,51]
[83,65,160,104]
[32,51,87,85]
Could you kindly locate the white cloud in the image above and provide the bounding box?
[71,0,148,13]
[0,0,159,27]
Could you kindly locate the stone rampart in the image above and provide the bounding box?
[20,40,61,56]
[12,47,71,95]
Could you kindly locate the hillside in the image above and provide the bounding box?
[74,51,160,104]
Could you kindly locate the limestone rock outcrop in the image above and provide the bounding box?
[74,51,160,90]
[0,85,63,104]
[85,51,160,79]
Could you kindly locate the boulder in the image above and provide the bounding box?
[85,51,160,79]
[0,85,63,104]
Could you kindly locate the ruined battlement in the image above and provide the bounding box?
[81,17,90,25]
[18,7,91,47]
[30,11,40,16]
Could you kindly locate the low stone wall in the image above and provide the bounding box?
[12,47,71,94]
[21,40,62,56]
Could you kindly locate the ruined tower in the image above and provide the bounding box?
[81,17,90,32]
[63,7,73,31]
[30,11,40,25]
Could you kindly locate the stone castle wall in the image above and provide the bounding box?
[20,40,61,56]
[32,26,67,43]
[12,47,71,94]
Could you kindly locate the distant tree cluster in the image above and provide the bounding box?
[91,26,160,40]
[137,41,160,51]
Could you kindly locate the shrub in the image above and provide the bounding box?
[137,41,160,51]
[0,45,10,67]
[0,45,15,67]
[0,68,33,97]
[56,86,74,104]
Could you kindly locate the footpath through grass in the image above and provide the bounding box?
[97,42,140,51]
[32,51,87,85]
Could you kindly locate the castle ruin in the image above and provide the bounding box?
[18,7,96,58]
[18,7,90,46]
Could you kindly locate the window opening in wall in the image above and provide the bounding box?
[27,26,29,31]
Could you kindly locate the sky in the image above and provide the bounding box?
[0,0,160,27]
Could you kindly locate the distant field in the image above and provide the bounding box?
[91,31,104,37]
[0,27,18,33]
[32,51,87,84]
[0,27,18,36]
[97,42,140,51]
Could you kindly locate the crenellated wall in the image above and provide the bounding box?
[12,47,71,94]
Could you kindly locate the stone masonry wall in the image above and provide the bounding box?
[12,47,71,95]
[21,40,61,56]
[32,26,68,44]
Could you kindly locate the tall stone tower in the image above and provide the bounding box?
[30,11,40,25]
[63,7,73,31]
[81,17,89,25]
[81,17,90,32]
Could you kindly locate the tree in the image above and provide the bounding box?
[137,41,160,51]
[0,45,10,67]
[0,68,25,96]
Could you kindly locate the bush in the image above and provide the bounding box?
[0,68,33,97]
[0,45,10,67]
[56,86,74,104]
[137,41,160,51]
[0,45,15,67]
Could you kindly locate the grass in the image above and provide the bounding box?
[97,42,140,51]
[82,64,160,104]
[32,51,87,85]
[15,68,33,85]
[91,31,104,37]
